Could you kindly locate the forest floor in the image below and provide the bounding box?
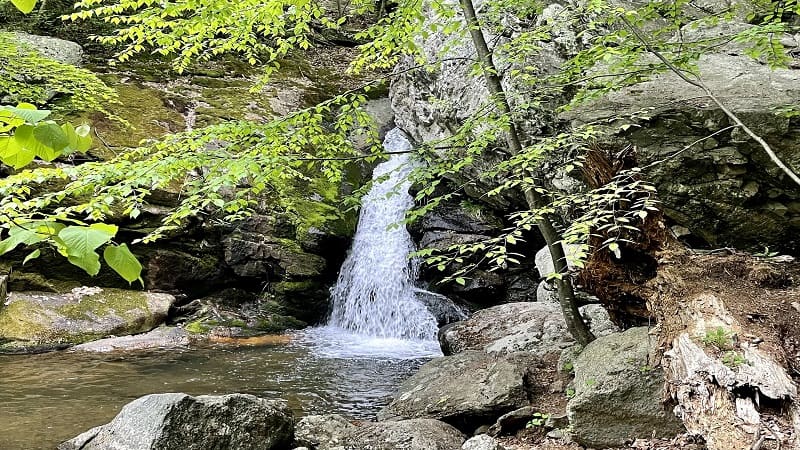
[497,248,800,450]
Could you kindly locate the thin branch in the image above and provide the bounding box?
[641,125,736,169]
[620,14,800,187]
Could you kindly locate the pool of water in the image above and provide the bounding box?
[0,328,439,450]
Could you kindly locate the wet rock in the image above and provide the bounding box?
[415,289,469,326]
[440,302,573,356]
[0,287,175,352]
[11,32,83,65]
[462,434,506,450]
[567,327,684,447]
[378,350,533,431]
[71,326,191,352]
[223,233,326,279]
[59,393,293,450]
[182,289,308,337]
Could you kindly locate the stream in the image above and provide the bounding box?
[0,333,435,450]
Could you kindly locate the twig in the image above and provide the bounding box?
[620,14,800,187]
[641,125,736,169]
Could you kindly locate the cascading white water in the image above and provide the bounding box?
[301,128,442,359]
[328,129,438,340]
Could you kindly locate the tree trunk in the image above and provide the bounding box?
[458,0,594,346]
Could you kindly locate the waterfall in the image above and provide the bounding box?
[301,129,441,359]
[327,129,438,340]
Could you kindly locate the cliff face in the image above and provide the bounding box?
[389,0,800,252]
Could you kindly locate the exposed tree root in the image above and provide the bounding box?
[643,249,800,450]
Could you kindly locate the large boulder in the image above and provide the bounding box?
[0,287,175,352]
[439,301,617,356]
[567,327,685,447]
[10,32,83,65]
[59,393,293,450]
[378,350,533,431]
[440,302,572,356]
[296,414,465,450]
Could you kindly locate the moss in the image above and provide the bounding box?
[271,280,318,295]
[254,314,306,333]
[0,300,49,340]
[185,320,211,334]
[72,74,186,153]
[56,290,150,322]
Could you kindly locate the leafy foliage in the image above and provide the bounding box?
[0,32,118,116]
[0,103,92,169]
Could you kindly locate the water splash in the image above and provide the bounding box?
[306,129,441,359]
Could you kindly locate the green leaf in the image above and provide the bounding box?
[10,0,37,13]
[1,131,36,169]
[33,122,70,155]
[22,249,41,265]
[0,227,46,255]
[57,224,117,274]
[0,104,50,124]
[103,244,143,284]
[67,251,101,276]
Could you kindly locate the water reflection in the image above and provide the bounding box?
[0,336,430,450]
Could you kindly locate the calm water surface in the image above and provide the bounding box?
[0,330,433,450]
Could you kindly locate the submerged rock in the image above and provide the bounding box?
[70,326,191,352]
[567,327,684,447]
[59,393,293,450]
[378,350,533,431]
[0,287,175,352]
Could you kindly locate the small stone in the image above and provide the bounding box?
[547,429,565,439]
[544,413,569,430]
[462,434,506,450]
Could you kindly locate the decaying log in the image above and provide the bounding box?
[662,293,798,450]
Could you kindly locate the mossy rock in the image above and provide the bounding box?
[0,286,175,353]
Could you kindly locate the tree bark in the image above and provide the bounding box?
[459,0,594,346]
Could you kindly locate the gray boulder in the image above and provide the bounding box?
[295,414,355,448]
[462,435,506,450]
[59,393,293,450]
[295,414,464,450]
[438,302,570,356]
[567,327,684,447]
[345,419,465,450]
[0,287,175,352]
[70,327,191,352]
[11,32,83,65]
[378,350,533,430]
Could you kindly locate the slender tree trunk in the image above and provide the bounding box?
[459,0,594,346]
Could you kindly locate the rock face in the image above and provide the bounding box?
[389,1,800,252]
[378,350,533,430]
[296,414,465,450]
[70,327,191,352]
[59,393,293,450]
[0,287,175,352]
[567,327,685,447]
